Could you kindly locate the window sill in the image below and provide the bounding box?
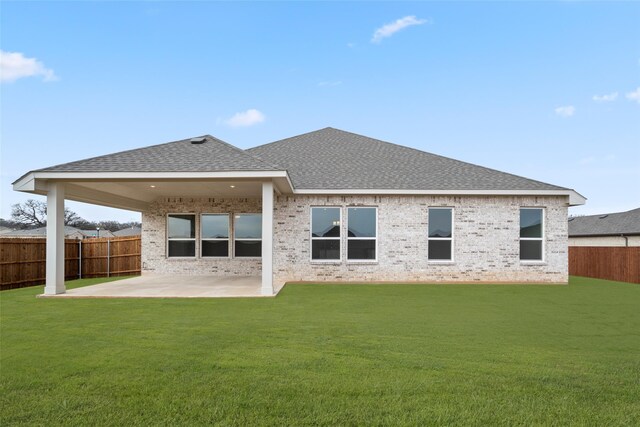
[520,261,547,266]
[427,260,455,265]
[167,257,197,261]
[346,260,378,265]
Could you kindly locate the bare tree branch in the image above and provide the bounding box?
[11,199,85,227]
[11,200,47,227]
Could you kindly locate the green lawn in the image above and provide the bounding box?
[1,277,639,426]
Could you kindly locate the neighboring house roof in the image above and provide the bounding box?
[2,226,115,238]
[113,226,142,237]
[30,135,278,173]
[569,208,640,237]
[0,226,14,235]
[248,128,569,192]
[81,229,115,238]
[3,226,81,237]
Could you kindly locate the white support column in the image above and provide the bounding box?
[261,181,274,296]
[45,182,66,295]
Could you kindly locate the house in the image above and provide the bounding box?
[13,127,585,296]
[113,226,142,237]
[1,225,114,239]
[569,208,640,247]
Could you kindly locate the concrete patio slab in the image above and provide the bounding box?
[40,275,282,298]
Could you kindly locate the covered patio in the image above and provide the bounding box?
[12,135,294,298]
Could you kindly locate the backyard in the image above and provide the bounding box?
[1,277,638,425]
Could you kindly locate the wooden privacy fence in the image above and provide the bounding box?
[569,246,640,284]
[0,236,141,290]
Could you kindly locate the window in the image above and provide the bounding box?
[428,208,453,261]
[234,214,262,257]
[347,207,377,261]
[520,208,544,261]
[201,214,229,257]
[311,207,341,261]
[167,214,196,257]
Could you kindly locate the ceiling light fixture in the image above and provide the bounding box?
[150,185,156,188]
[230,185,236,188]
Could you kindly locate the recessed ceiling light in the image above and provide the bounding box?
[230,185,236,188]
[150,185,156,188]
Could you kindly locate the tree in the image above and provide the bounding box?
[10,199,83,228]
[0,217,22,230]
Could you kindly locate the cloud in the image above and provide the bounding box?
[347,42,356,48]
[318,81,342,87]
[554,105,575,117]
[592,92,618,102]
[578,156,595,165]
[223,109,265,127]
[578,154,615,165]
[371,15,429,43]
[625,87,640,103]
[0,50,57,83]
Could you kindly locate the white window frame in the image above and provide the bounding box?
[310,206,342,263]
[166,213,196,258]
[200,213,230,258]
[427,207,454,263]
[346,206,378,263]
[233,213,262,258]
[520,207,545,263]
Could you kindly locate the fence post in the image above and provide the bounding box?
[107,239,111,277]
[78,240,82,279]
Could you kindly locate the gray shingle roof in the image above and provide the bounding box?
[36,135,278,173]
[569,208,640,236]
[3,226,82,237]
[113,226,142,237]
[22,127,577,194]
[248,127,569,191]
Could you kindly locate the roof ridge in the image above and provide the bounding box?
[247,127,334,152]
[572,207,640,220]
[204,134,280,170]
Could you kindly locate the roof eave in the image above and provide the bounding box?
[570,232,640,237]
[13,170,296,212]
[292,188,586,206]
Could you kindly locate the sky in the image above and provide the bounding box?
[1,1,639,223]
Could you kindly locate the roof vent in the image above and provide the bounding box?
[599,214,608,219]
[190,137,206,144]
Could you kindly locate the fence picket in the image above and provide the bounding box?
[0,236,141,290]
[569,246,640,284]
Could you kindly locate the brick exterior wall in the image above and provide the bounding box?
[272,195,569,284]
[142,195,569,283]
[142,197,262,275]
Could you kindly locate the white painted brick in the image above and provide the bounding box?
[272,195,568,284]
[142,197,262,276]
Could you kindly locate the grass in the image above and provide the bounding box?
[1,277,639,426]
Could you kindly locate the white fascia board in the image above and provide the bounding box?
[13,176,36,192]
[13,170,295,194]
[293,189,586,206]
[25,170,290,180]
